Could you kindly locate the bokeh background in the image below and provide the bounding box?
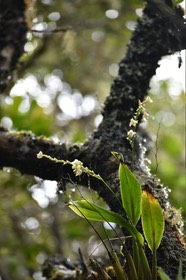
[0,1,185,279]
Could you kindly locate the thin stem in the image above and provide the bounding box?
[131,138,135,171]
[152,248,157,280]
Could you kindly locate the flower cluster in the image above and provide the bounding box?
[127,96,153,145]
[72,159,84,176]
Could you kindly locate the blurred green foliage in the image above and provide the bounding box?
[0,0,185,279]
[148,86,185,217]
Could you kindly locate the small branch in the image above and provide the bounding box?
[0,129,69,180]
[31,26,72,34]
[0,129,106,196]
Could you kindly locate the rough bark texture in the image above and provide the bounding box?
[0,0,28,93]
[0,0,185,279]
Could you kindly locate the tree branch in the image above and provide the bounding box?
[0,129,69,180]
[0,0,28,93]
[0,128,105,194]
[104,0,185,118]
[0,2,185,277]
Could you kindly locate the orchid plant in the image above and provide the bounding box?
[38,150,165,280]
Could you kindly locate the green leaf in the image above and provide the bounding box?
[119,163,142,225]
[126,253,138,280]
[158,267,171,280]
[173,0,184,6]
[111,251,127,280]
[141,190,164,251]
[68,200,144,246]
[132,239,152,280]
[176,260,185,280]
[137,243,152,280]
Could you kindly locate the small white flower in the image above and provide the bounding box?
[37,151,43,159]
[143,111,149,119]
[138,100,145,112]
[72,159,84,176]
[127,130,136,139]
[144,96,153,103]
[129,118,138,127]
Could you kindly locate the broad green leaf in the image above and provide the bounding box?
[68,200,144,246]
[119,163,142,225]
[141,191,164,251]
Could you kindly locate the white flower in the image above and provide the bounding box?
[143,111,149,119]
[129,118,138,127]
[37,151,43,159]
[138,100,145,112]
[144,96,153,103]
[72,159,84,176]
[127,130,136,139]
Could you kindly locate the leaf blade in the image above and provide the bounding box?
[158,267,171,280]
[141,190,164,251]
[69,200,144,245]
[119,163,142,225]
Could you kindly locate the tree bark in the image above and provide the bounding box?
[0,0,28,93]
[0,1,185,278]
